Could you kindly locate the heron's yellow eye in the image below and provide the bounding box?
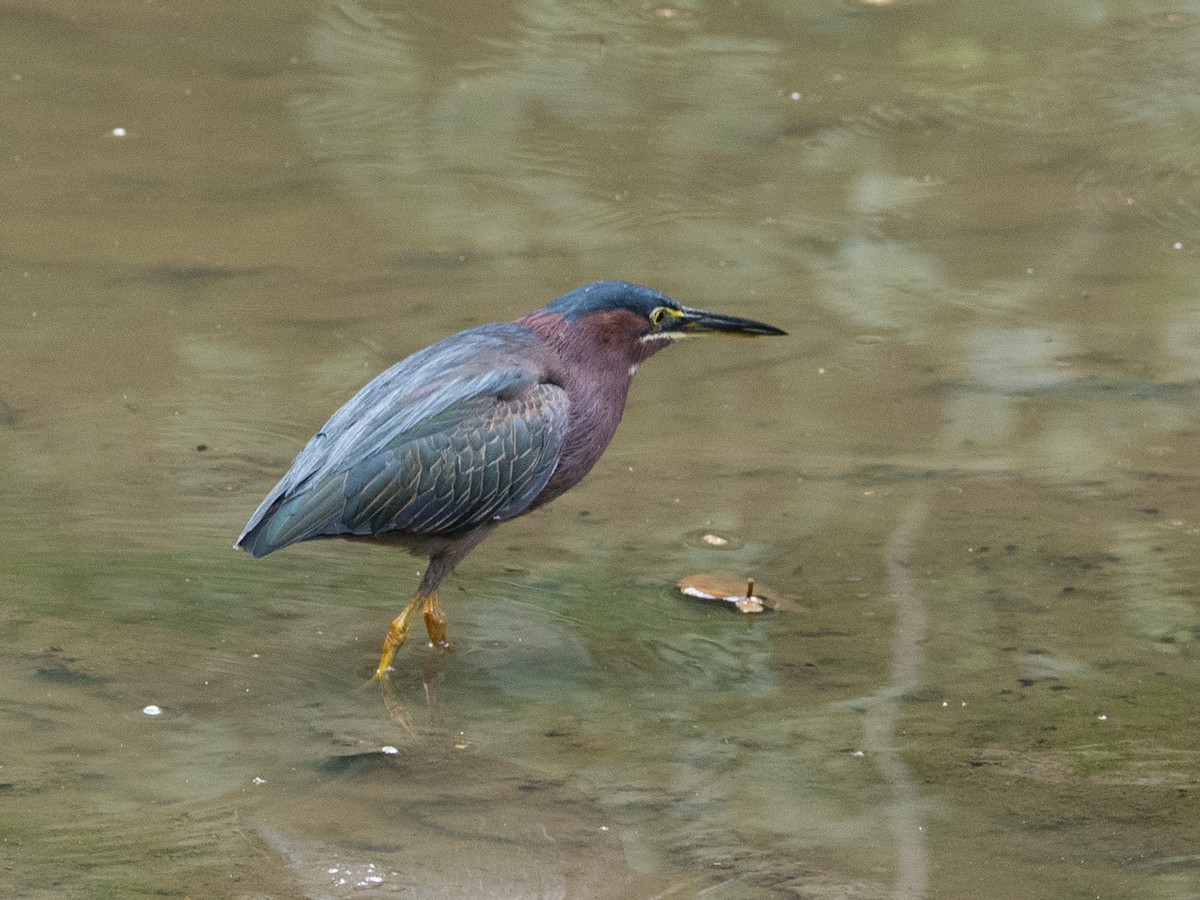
[649,306,681,328]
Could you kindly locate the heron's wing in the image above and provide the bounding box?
[277,323,545,493]
[236,349,568,556]
[340,383,567,534]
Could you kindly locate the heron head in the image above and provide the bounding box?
[528,280,786,368]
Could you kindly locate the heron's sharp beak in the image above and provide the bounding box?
[677,306,787,338]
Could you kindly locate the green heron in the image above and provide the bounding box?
[237,280,785,679]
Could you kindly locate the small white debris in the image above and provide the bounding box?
[380,745,399,755]
[852,750,865,758]
[1097,714,1108,721]
[142,705,162,716]
[1173,242,1184,250]
[252,776,266,785]
[789,91,802,100]
[112,127,127,137]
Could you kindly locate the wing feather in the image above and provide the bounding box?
[236,327,568,558]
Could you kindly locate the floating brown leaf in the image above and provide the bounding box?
[676,572,793,614]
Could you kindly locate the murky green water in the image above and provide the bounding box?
[3,1,1200,897]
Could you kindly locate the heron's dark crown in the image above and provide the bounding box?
[536,280,679,323]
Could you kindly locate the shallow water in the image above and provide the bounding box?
[3,1,1200,897]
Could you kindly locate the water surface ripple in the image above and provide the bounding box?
[2,1,1199,897]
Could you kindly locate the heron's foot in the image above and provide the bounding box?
[422,591,454,651]
[372,592,426,681]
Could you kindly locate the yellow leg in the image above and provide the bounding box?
[422,590,450,649]
[372,591,425,681]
